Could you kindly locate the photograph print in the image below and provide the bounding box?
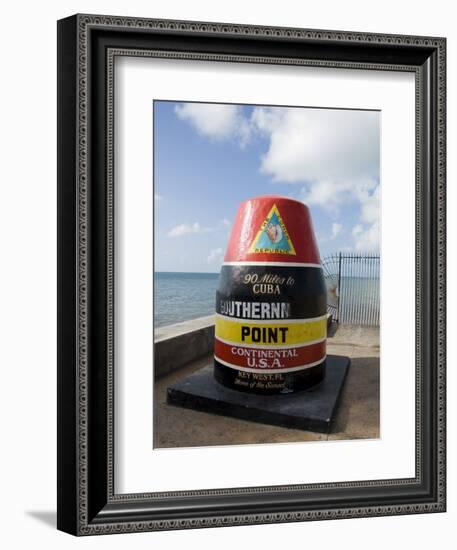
[153,100,380,449]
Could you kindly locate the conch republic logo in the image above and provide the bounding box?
[248,204,296,256]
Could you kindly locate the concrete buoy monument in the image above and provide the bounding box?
[167,194,350,433]
[214,195,327,394]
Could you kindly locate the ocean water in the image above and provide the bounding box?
[154,272,380,328]
[338,276,380,324]
[154,272,219,328]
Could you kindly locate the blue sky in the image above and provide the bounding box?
[154,101,380,273]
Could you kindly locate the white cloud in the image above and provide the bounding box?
[331,222,343,238]
[154,193,163,201]
[207,248,224,266]
[250,106,380,251]
[251,106,380,217]
[167,222,203,238]
[175,105,379,212]
[167,218,231,238]
[175,103,251,147]
[174,104,380,252]
[350,184,380,252]
[252,107,379,185]
[352,224,363,237]
[360,184,380,225]
[352,221,380,252]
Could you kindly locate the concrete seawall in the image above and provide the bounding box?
[154,315,215,377]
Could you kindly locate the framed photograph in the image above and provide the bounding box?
[57,14,446,535]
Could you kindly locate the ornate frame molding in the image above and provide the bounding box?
[57,14,446,535]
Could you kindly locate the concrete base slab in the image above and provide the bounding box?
[167,355,350,434]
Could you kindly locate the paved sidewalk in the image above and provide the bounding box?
[153,324,380,448]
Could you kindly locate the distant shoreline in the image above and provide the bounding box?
[155,271,374,279]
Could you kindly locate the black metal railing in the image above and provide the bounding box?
[322,252,380,326]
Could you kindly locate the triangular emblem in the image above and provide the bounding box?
[248,204,296,255]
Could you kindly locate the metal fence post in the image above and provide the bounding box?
[337,252,342,323]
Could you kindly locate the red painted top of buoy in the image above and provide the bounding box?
[224,195,321,264]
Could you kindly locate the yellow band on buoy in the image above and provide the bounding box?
[215,314,327,347]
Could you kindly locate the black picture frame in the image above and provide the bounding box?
[57,14,446,535]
